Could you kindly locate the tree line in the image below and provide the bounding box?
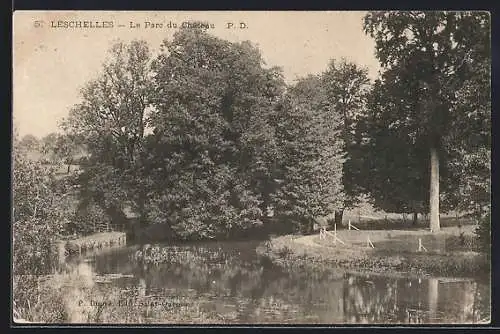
[14,12,491,246]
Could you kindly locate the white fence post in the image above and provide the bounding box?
[417,238,427,252]
[333,224,337,245]
[367,236,375,248]
[319,224,346,245]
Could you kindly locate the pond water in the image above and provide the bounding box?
[72,240,490,324]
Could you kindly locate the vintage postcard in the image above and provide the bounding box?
[12,10,491,325]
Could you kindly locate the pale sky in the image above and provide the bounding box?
[13,11,381,138]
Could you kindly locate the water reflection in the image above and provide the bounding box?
[81,241,489,324]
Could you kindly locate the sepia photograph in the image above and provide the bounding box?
[12,10,491,325]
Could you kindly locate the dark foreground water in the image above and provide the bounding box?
[77,240,490,324]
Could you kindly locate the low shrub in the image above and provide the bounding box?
[276,246,292,259]
[445,234,478,252]
[475,211,491,255]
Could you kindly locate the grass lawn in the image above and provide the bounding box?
[314,225,477,254]
[257,224,487,279]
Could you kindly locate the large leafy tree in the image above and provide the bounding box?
[273,75,344,233]
[148,28,286,239]
[355,78,432,222]
[62,40,153,227]
[321,58,371,225]
[444,52,491,218]
[40,133,59,161]
[18,134,39,153]
[39,132,84,172]
[362,11,490,231]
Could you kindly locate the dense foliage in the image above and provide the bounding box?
[16,14,490,243]
[320,59,371,224]
[12,133,73,275]
[145,29,286,239]
[61,29,349,240]
[62,39,154,235]
[272,75,344,233]
[475,211,491,256]
[359,11,491,229]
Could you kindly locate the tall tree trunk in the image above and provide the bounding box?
[327,208,344,229]
[138,198,147,228]
[335,209,344,225]
[412,212,418,226]
[259,185,270,220]
[308,218,315,234]
[430,146,440,232]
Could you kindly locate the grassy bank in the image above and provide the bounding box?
[256,226,489,278]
